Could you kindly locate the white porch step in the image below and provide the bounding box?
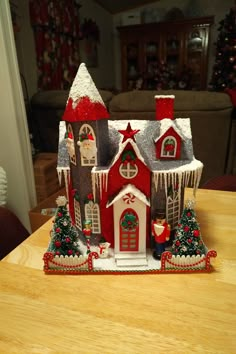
[115,252,146,260]
[115,254,148,267]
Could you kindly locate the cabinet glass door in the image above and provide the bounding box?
[186,28,206,89]
[144,41,159,89]
[126,42,140,90]
[162,32,182,89]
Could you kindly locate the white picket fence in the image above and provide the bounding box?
[164,253,206,270]
[48,254,89,270]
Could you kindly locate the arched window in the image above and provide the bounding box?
[166,194,180,229]
[161,136,177,158]
[85,202,101,233]
[78,124,97,166]
[119,162,138,179]
[74,199,82,230]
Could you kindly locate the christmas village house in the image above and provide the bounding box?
[57,63,203,267]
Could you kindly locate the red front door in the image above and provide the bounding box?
[119,208,139,252]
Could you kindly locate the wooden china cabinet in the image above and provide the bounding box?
[117,16,214,91]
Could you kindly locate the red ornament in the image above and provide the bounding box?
[54,240,61,248]
[55,251,60,255]
[87,193,94,200]
[165,144,174,152]
[68,250,73,255]
[58,212,62,217]
[193,229,200,237]
[55,227,61,233]
[184,226,190,232]
[66,237,71,243]
[188,238,192,243]
[176,240,180,246]
[187,212,191,217]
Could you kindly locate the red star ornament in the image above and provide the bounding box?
[118,123,140,143]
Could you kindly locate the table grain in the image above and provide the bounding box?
[1,188,236,353]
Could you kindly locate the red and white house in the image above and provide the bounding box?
[58,63,204,268]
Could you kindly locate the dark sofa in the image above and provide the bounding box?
[30,89,234,186]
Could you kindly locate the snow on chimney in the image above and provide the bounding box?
[155,95,175,120]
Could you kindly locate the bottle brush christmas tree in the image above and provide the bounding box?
[172,200,206,257]
[48,196,80,256]
[209,4,236,91]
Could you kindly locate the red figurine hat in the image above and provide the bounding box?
[62,63,109,122]
[155,95,175,120]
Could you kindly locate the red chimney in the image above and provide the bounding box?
[155,95,175,120]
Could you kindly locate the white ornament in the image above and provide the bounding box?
[56,196,67,207]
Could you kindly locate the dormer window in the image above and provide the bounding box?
[161,136,177,158]
[155,126,182,160]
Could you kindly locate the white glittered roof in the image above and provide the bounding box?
[68,63,105,109]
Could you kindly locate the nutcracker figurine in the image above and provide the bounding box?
[83,219,92,254]
[151,211,170,260]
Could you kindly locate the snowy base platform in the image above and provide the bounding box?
[43,246,217,274]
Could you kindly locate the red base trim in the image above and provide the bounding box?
[43,250,217,275]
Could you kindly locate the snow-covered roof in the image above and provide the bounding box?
[108,119,194,167]
[109,137,148,169]
[106,183,150,208]
[154,118,188,143]
[68,63,105,109]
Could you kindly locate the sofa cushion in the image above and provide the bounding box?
[110,90,232,113]
[31,89,113,109]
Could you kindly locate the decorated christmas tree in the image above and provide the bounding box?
[172,200,206,256]
[48,196,80,256]
[209,5,236,91]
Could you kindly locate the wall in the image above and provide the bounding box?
[15,0,115,99]
[113,0,235,90]
[79,0,115,89]
[0,0,36,231]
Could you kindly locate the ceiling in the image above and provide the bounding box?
[93,0,159,14]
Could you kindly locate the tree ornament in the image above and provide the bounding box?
[56,196,67,207]
[55,240,61,248]
[193,229,200,237]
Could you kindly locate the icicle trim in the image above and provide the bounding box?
[91,168,109,200]
[153,160,203,197]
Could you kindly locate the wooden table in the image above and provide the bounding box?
[1,189,236,353]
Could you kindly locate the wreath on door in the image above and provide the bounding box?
[121,212,138,230]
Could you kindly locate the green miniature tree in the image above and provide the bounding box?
[48,196,80,256]
[172,200,206,256]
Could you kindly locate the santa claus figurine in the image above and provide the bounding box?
[151,211,170,260]
[77,133,97,161]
